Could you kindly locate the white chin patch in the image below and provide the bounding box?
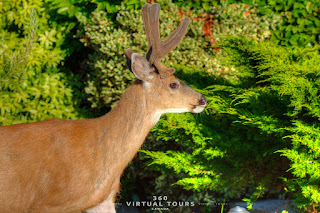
[152,108,189,123]
[192,105,205,113]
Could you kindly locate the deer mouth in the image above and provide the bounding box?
[191,104,206,113]
[190,95,207,113]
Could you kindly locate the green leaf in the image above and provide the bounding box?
[66,22,76,32]
[203,2,210,11]
[275,4,283,11]
[293,2,305,9]
[57,7,69,15]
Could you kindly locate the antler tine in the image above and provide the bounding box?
[162,17,190,53]
[141,4,152,49]
[142,3,190,78]
[147,4,162,64]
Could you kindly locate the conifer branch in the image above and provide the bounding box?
[0,7,38,84]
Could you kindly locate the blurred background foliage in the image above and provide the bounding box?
[1,0,319,212]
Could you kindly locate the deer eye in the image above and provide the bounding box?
[169,82,178,89]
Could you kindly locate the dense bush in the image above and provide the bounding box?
[0,0,90,125]
[219,36,320,211]
[143,36,320,211]
[254,0,320,47]
[212,2,281,42]
[0,0,138,126]
[207,0,320,47]
[173,0,217,11]
[0,0,131,125]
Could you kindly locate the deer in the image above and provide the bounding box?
[0,3,207,213]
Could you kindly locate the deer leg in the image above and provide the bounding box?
[85,179,120,213]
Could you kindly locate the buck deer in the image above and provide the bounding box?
[0,3,207,213]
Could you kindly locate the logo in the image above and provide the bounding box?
[115,195,227,211]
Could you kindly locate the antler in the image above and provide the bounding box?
[142,3,190,79]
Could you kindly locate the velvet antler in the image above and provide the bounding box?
[142,3,190,79]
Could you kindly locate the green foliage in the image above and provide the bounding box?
[173,0,218,11]
[0,0,89,125]
[219,0,320,46]
[242,185,266,210]
[280,121,320,210]
[122,0,145,10]
[216,36,320,210]
[254,0,320,47]
[1,8,38,84]
[212,2,281,42]
[0,68,85,125]
[143,36,320,211]
[117,0,218,12]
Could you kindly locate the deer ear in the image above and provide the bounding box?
[131,52,155,82]
[125,48,135,73]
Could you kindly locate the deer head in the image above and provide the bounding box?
[125,3,207,119]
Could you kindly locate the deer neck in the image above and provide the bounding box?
[97,82,158,169]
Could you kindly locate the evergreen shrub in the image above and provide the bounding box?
[143,36,320,212]
[219,36,320,211]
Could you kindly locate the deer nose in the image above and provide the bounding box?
[198,95,207,106]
